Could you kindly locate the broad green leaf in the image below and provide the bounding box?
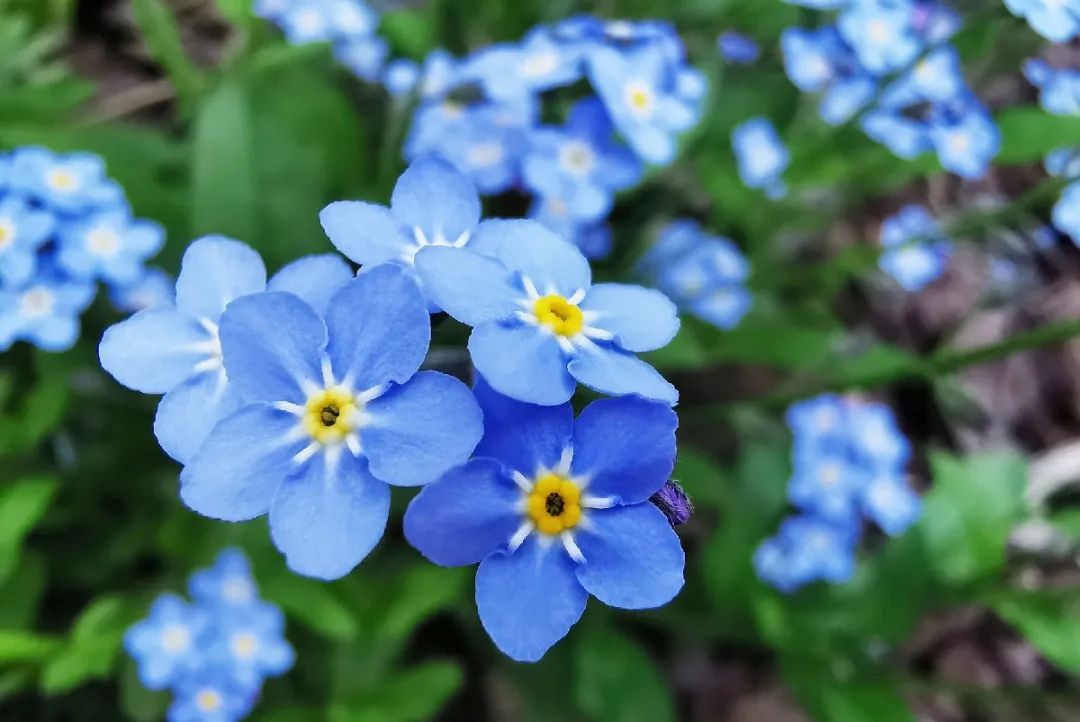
[258,572,359,640]
[995,107,1080,165]
[920,450,1028,585]
[129,0,204,108]
[0,552,46,629]
[575,626,677,722]
[215,0,253,25]
[343,661,464,722]
[993,591,1080,675]
[120,658,169,722]
[375,565,469,640]
[70,596,135,644]
[672,446,729,510]
[783,660,916,722]
[0,477,56,583]
[0,630,60,663]
[379,10,438,59]
[191,79,256,244]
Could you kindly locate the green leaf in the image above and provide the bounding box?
[575,626,677,722]
[120,658,169,722]
[672,447,729,510]
[0,552,47,629]
[919,450,1028,585]
[343,661,464,722]
[992,590,1080,675]
[646,316,838,371]
[215,0,253,25]
[0,630,60,663]
[375,565,469,640]
[129,0,204,108]
[191,79,257,243]
[0,477,56,584]
[783,661,916,722]
[258,572,359,640]
[379,10,438,59]
[995,107,1080,165]
[1049,508,1080,539]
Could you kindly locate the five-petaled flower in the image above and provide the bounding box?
[404,380,685,662]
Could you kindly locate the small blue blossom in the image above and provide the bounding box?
[167,673,257,722]
[788,452,869,522]
[404,385,685,662]
[878,205,951,292]
[8,147,124,214]
[756,515,859,592]
[382,58,420,97]
[0,195,55,286]
[837,0,921,77]
[1052,181,1080,244]
[0,263,96,352]
[718,31,760,64]
[437,106,527,195]
[463,27,583,101]
[780,26,877,125]
[911,1,962,44]
[414,219,680,406]
[587,44,698,165]
[1045,147,1080,178]
[188,548,260,609]
[1025,61,1080,116]
[927,96,1000,179]
[732,117,789,199]
[271,0,377,45]
[334,35,389,82]
[179,264,483,580]
[109,267,175,313]
[124,593,209,690]
[879,46,966,107]
[1003,0,1080,43]
[212,604,295,687]
[523,97,643,224]
[860,472,922,536]
[56,208,164,286]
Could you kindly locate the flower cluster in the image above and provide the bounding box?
[780,1,1000,179]
[0,147,165,353]
[754,394,922,593]
[100,158,688,661]
[877,204,952,291]
[1005,0,1080,43]
[124,549,293,722]
[637,219,753,330]
[1025,60,1080,246]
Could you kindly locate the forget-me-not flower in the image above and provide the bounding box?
[188,548,260,609]
[334,35,389,82]
[109,266,175,313]
[837,0,921,77]
[1003,0,1080,43]
[718,31,760,64]
[781,26,877,126]
[0,263,96,352]
[415,219,680,406]
[754,515,859,592]
[8,147,124,214]
[0,195,55,286]
[927,97,1000,179]
[179,264,483,580]
[1053,181,1080,244]
[382,58,421,98]
[404,383,685,662]
[212,603,295,687]
[57,208,164,286]
[124,593,209,690]
[463,27,583,101]
[167,673,256,722]
[878,205,951,291]
[1025,60,1080,116]
[732,117,789,199]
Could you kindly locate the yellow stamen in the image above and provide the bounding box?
[526,473,582,534]
[302,387,357,444]
[533,295,583,337]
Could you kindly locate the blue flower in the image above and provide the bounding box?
[109,267,175,313]
[124,593,209,690]
[927,97,1000,179]
[212,603,294,687]
[8,147,124,214]
[860,472,922,536]
[878,205,950,291]
[320,157,481,301]
[911,0,962,44]
[523,97,642,223]
[382,58,420,97]
[179,264,483,580]
[780,27,877,126]
[576,223,614,261]
[99,237,354,463]
[732,117,789,199]
[837,0,921,77]
[417,49,460,99]
[1003,0,1080,43]
[1046,147,1080,178]
[273,0,377,45]
[860,106,931,159]
[718,31,760,64]
[463,27,583,101]
[758,515,859,592]
[846,402,911,468]
[0,264,96,352]
[404,387,685,662]
[788,451,868,522]
[587,44,697,165]
[167,673,256,722]
[1052,181,1080,244]
[436,106,527,195]
[879,46,965,107]
[414,219,680,406]
[1026,62,1080,116]
[334,35,389,82]
[188,548,260,609]
[56,208,164,286]
[785,394,847,452]
[0,195,55,286]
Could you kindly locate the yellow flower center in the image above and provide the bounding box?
[302,387,357,444]
[87,227,121,257]
[527,473,582,535]
[231,632,259,660]
[533,295,583,337]
[0,220,13,249]
[46,169,79,192]
[625,82,654,115]
[196,690,222,712]
[160,625,190,653]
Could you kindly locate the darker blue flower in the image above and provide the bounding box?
[414,219,680,406]
[179,264,483,580]
[404,385,685,662]
[718,31,760,64]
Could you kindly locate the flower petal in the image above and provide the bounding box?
[469,219,591,297]
[98,307,207,394]
[413,246,520,325]
[323,264,430,390]
[580,283,680,353]
[574,503,685,609]
[179,404,302,522]
[568,343,678,406]
[268,453,390,580]
[473,375,574,477]
[570,396,677,504]
[469,322,575,406]
[218,292,326,405]
[390,157,480,246]
[403,458,522,567]
[174,236,267,320]
[154,370,239,464]
[362,371,483,487]
[476,535,587,662]
[319,201,411,267]
[267,254,355,317]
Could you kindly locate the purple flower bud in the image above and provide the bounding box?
[650,480,694,527]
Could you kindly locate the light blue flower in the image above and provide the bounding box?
[99,237,354,463]
[911,1,962,44]
[320,157,481,304]
[0,195,56,286]
[334,35,389,82]
[0,264,96,352]
[463,27,583,101]
[1027,63,1080,116]
[928,98,1000,179]
[56,208,164,286]
[587,44,697,165]
[576,223,614,261]
[167,673,256,722]
[753,537,800,593]
[124,593,209,690]
[8,147,124,214]
[179,264,483,580]
[436,106,526,195]
[188,548,260,609]
[785,394,848,453]
[1003,0,1080,43]
[879,46,965,107]
[414,219,680,406]
[382,58,420,97]
[860,107,932,159]
[404,386,685,662]
[212,603,294,687]
[878,205,950,291]
[847,402,911,468]
[768,515,859,590]
[1045,147,1080,178]
[732,117,789,199]
[718,31,760,64]
[1052,181,1080,244]
[859,472,922,536]
[417,49,460,99]
[109,267,175,313]
[788,451,868,522]
[274,0,377,45]
[837,0,921,77]
[523,97,642,223]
